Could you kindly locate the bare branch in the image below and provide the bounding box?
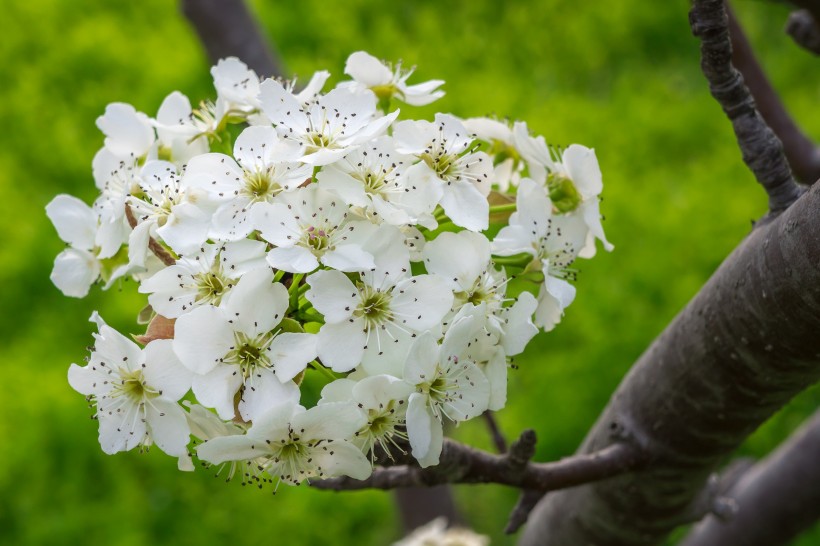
[124,205,176,266]
[505,489,543,535]
[180,0,284,78]
[786,10,820,55]
[790,0,820,25]
[520,177,820,545]
[691,0,802,216]
[680,410,820,546]
[311,433,644,492]
[482,411,508,453]
[728,2,820,185]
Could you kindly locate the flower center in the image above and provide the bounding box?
[305,132,332,154]
[422,152,458,180]
[302,226,332,254]
[354,285,393,327]
[242,169,280,202]
[224,331,274,377]
[114,369,158,402]
[357,171,388,196]
[547,172,581,213]
[193,267,230,305]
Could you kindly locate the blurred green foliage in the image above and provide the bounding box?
[0,0,817,544]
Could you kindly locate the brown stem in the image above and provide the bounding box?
[728,2,820,184]
[311,433,644,492]
[679,411,820,546]
[483,411,508,453]
[124,204,176,267]
[180,0,284,78]
[692,0,802,217]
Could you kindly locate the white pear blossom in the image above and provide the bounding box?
[394,114,492,231]
[197,401,371,486]
[393,517,490,546]
[252,186,380,273]
[96,102,156,159]
[152,91,210,165]
[463,116,525,192]
[68,317,193,456]
[172,268,308,421]
[316,136,439,228]
[404,317,490,467]
[343,51,445,107]
[138,239,267,318]
[320,374,412,460]
[184,125,310,241]
[259,80,399,166]
[306,269,453,375]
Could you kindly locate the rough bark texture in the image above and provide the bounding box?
[679,410,820,546]
[728,3,820,185]
[181,0,284,78]
[694,0,801,216]
[519,174,820,546]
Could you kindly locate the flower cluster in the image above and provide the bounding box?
[50,52,611,487]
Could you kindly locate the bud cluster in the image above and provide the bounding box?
[49,52,612,487]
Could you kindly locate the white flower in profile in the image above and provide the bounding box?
[306,268,453,375]
[320,374,412,461]
[197,401,371,486]
[127,160,212,267]
[46,194,126,297]
[152,91,210,166]
[172,268,309,421]
[462,116,526,192]
[513,121,612,256]
[211,57,263,115]
[96,102,156,159]
[404,316,490,467]
[184,125,310,241]
[394,114,492,231]
[343,51,445,107]
[139,239,267,318]
[252,185,379,273]
[316,136,439,228]
[68,317,193,456]
[259,79,399,166]
[393,517,490,546]
[492,178,587,330]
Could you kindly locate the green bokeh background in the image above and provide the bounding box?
[1,0,818,544]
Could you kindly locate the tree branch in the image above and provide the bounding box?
[311,432,644,492]
[180,0,284,78]
[483,410,508,453]
[520,166,820,545]
[727,2,820,185]
[679,410,820,546]
[692,0,802,217]
[786,10,820,55]
[124,205,176,267]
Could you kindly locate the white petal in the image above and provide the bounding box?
[173,306,234,374]
[391,275,453,331]
[535,275,576,332]
[317,319,366,373]
[266,245,320,273]
[223,267,286,334]
[344,51,392,87]
[501,291,539,356]
[251,202,300,246]
[143,339,193,401]
[321,244,376,272]
[268,332,318,382]
[485,349,508,411]
[403,332,439,386]
[146,398,190,456]
[51,249,99,298]
[97,409,145,454]
[197,435,260,464]
[317,440,372,480]
[406,392,443,468]
[239,369,300,421]
[96,103,155,157]
[563,144,602,199]
[293,402,366,441]
[305,270,358,323]
[67,363,110,396]
[439,179,489,232]
[192,364,244,420]
[423,231,490,291]
[46,195,97,249]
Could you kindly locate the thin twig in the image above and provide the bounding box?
[727,2,820,184]
[691,0,803,217]
[786,10,820,55]
[124,204,176,266]
[482,411,508,453]
[180,0,284,78]
[311,433,644,492]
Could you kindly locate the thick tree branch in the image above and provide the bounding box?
[180,0,284,78]
[680,410,820,546]
[692,0,802,216]
[124,205,176,266]
[786,10,820,55]
[312,432,645,492]
[520,167,820,545]
[728,2,820,185]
